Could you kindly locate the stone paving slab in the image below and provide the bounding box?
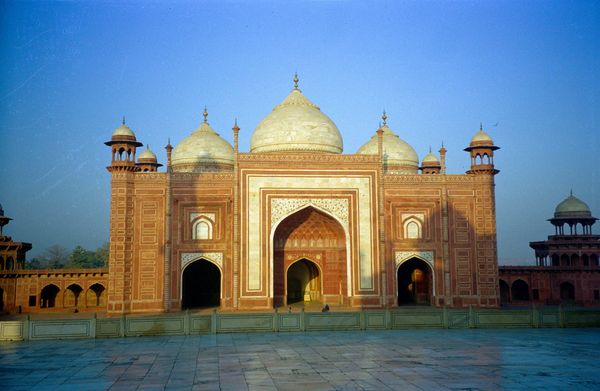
[1,329,599,390]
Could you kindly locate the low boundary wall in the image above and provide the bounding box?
[2,306,600,341]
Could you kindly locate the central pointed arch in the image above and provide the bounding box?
[271,205,349,307]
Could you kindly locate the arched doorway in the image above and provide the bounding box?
[397,258,432,305]
[41,284,60,308]
[87,283,106,307]
[65,284,83,308]
[499,279,510,305]
[511,279,529,301]
[182,259,221,309]
[286,259,321,304]
[273,206,347,307]
[560,282,575,302]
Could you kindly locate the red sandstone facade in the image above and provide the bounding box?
[100,84,502,314]
[0,81,511,315]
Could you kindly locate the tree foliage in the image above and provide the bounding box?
[26,243,109,269]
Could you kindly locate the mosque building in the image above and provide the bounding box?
[102,76,501,313]
[2,76,507,314]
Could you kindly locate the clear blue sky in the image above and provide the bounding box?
[1,1,598,264]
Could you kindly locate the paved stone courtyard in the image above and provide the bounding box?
[1,328,599,390]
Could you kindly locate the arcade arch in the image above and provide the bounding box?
[64,284,83,308]
[511,279,529,301]
[87,283,106,307]
[560,281,575,301]
[40,284,60,308]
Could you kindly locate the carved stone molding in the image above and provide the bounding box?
[238,153,380,163]
[190,212,216,223]
[172,172,234,181]
[395,251,434,269]
[270,198,349,228]
[181,252,223,271]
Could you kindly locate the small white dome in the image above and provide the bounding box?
[357,123,418,173]
[172,116,234,171]
[470,125,494,145]
[422,151,440,164]
[112,123,136,138]
[138,146,157,162]
[250,87,343,154]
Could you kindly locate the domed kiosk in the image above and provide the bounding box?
[550,191,598,235]
[419,148,442,175]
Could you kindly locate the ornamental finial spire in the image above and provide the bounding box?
[122,116,126,125]
[293,72,299,90]
[480,122,483,131]
[382,110,387,126]
[203,106,208,123]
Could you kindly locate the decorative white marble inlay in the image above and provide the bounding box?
[401,213,424,223]
[190,212,216,222]
[270,198,349,228]
[181,252,223,271]
[395,251,434,268]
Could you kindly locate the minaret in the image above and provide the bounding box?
[464,123,499,175]
[104,118,142,314]
[439,142,447,174]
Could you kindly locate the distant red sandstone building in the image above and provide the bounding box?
[499,193,600,306]
[2,77,507,314]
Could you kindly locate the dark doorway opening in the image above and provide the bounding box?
[41,284,60,308]
[286,259,320,305]
[182,260,221,309]
[511,279,529,301]
[560,282,575,302]
[397,258,432,305]
[499,279,510,305]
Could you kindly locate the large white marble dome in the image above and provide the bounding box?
[250,86,343,154]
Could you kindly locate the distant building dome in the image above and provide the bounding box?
[172,110,234,172]
[554,192,592,218]
[138,146,158,163]
[357,115,418,173]
[250,76,343,154]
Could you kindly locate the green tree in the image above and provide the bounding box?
[94,242,109,267]
[68,245,95,268]
[42,244,69,269]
